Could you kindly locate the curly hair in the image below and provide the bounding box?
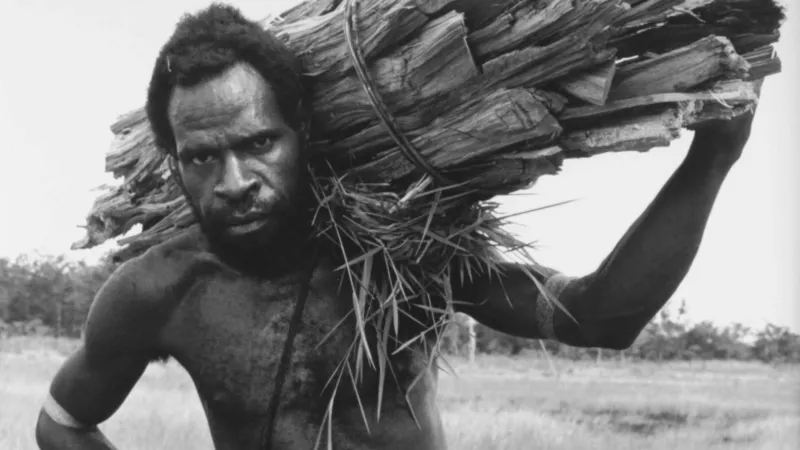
[146,3,309,156]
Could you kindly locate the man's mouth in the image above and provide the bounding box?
[224,214,271,236]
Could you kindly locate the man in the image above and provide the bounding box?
[35,4,760,450]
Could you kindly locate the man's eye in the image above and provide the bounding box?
[190,153,216,165]
[252,135,274,149]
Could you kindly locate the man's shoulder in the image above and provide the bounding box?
[98,228,213,311]
[84,228,216,352]
[135,226,211,272]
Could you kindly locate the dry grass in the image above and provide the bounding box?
[1,337,798,450]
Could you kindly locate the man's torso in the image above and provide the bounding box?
[142,230,447,449]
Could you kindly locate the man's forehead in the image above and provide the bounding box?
[168,63,273,126]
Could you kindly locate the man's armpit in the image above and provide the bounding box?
[534,273,575,340]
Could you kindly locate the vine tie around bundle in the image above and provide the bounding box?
[343,0,453,186]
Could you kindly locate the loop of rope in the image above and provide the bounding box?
[343,0,451,186]
[260,243,319,449]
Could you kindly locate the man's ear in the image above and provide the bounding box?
[167,154,205,222]
[168,155,189,196]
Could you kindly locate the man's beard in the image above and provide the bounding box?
[192,191,315,276]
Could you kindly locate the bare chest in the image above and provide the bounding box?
[163,266,357,417]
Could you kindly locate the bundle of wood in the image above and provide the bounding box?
[75,0,785,260]
[75,0,785,433]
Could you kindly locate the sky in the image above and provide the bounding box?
[0,0,798,332]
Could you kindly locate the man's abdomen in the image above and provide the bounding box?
[202,395,446,450]
[159,260,446,449]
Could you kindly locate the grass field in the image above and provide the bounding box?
[1,337,798,449]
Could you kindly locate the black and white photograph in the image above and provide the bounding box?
[0,1,797,449]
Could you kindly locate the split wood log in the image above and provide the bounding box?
[350,87,564,182]
[270,0,433,78]
[73,0,785,255]
[608,35,750,101]
[310,11,478,136]
[611,0,785,57]
[561,78,760,155]
[555,60,617,105]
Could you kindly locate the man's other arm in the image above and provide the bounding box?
[35,252,174,449]
[454,110,756,349]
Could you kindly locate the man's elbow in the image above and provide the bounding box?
[580,322,641,351]
[595,333,637,351]
[563,329,635,351]
[554,322,638,350]
[563,289,647,351]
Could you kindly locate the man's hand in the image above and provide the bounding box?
[690,109,756,168]
[688,80,763,170]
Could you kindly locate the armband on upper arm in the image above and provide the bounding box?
[43,393,87,429]
[534,273,574,340]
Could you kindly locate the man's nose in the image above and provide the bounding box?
[214,155,259,202]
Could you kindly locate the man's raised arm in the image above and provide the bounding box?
[455,109,757,350]
[35,252,174,450]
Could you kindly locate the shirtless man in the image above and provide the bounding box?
[35,4,760,450]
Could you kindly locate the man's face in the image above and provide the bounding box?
[168,62,306,250]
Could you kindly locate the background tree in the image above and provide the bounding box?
[1,255,798,365]
[0,254,117,338]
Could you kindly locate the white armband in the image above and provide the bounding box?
[42,393,86,429]
[535,273,574,340]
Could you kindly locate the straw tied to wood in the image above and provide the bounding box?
[75,0,785,394]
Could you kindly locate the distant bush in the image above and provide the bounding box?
[0,254,117,339]
[2,254,798,364]
[442,300,800,364]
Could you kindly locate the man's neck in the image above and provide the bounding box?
[207,226,315,278]
[189,189,322,278]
